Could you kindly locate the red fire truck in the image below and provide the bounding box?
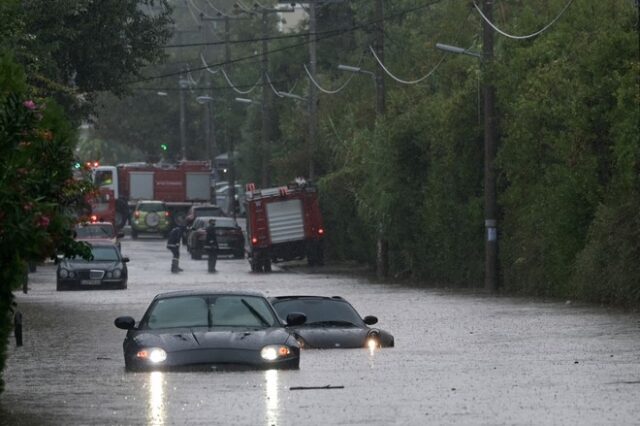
[245,179,324,272]
[90,161,213,229]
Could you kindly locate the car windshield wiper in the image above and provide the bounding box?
[240,299,270,327]
[304,320,359,327]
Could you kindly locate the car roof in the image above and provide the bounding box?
[76,221,113,227]
[270,295,347,303]
[196,215,235,224]
[153,290,266,301]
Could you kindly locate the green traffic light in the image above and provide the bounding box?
[160,144,168,151]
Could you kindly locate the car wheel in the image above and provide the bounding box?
[194,250,202,260]
[262,259,272,273]
[233,251,244,259]
[131,229,138,239]
[119,281,127,290]
[56,281,65,291]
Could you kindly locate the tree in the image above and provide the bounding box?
[0,53,93,394]
[4,0,173,123]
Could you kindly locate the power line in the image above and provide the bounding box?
[472,0,575,40]
[369,44,446,85]
[128,0,448,84]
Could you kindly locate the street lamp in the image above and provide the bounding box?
[277,91,307,102]
[436,41,498,293]
[435,43,482,59]
[337,64,375,78]
[235,97,260,104]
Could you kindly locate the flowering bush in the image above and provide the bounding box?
[0,53,92,393]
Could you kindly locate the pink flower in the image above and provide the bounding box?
[23,100,37,110]
[37,215,50,229]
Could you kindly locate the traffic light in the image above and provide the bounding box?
[160,143,168,151]
[73,161,82,169]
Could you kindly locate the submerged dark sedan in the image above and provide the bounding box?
[270,296,395,349]
[115,291,306,371]
[56,243,129,291]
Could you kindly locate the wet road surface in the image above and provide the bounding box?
[1,235,640,425]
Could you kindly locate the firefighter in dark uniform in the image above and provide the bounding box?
[205,219,218,272]
[166,225,183,273]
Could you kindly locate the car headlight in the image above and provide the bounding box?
[112,269,122,278]
[106,271,113,278]
[68,271,76,278]
[260,345,291,361]
[366,330,381,350]
[136,348,167,363]
[59,269,69,278]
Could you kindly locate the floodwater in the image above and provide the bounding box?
[1,235,639,425]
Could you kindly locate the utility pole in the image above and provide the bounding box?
[307,1,318,181]
[261,9,271,188]
[374,0,388,279]
[224,15,237,219]
[482,0,498,292]
[179,72,189,161]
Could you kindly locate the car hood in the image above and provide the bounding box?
[133,327,291,352]
[291,327,371,349]
[61,260,120,270]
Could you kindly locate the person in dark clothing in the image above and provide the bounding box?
[205,219,218,272]
[166,226,183,273]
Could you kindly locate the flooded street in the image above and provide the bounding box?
[2,235,640,425]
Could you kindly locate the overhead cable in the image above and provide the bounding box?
[200,53,221,74]
[265,73,285,97]
[369,45,445,85]
[472,0,575,40]
[201,0,231,18]
[185,0,205,25]
[131,0,446,84]
[221,69,261,94]
[304,64,357,95]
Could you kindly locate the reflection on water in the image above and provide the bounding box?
[148,371,166,426]
[264,369,279,426]
[368,339,378,368]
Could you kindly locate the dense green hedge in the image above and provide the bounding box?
[317,1,639,305]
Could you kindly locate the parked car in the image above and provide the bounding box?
[130,200,171,239]
[215,184,245,217]
[185,203,226,227]
[74,221,124,250]
[183,203,227,244]
[187,216,245,259]
[114,291,306,371]
[56,243,129,291]
[270,295,395,349]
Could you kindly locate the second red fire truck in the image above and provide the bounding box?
[245,179,324,272]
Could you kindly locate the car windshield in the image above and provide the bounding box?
[272,299,363,327]
[70,245,119,262]
[195,207,224,217]
[138,203,165,212]
[75,224,115,239]
[143,295,278,329]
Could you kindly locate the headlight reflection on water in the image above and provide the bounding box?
[147,371,166,426]
[264,369,279,426]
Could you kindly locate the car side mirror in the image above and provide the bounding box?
[286,312,306,326]
[122,257,130,263]
[114,316,136,330]
[363,315,378,325]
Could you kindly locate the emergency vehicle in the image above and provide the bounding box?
[90,161,213,229]
[245,179,324,272]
